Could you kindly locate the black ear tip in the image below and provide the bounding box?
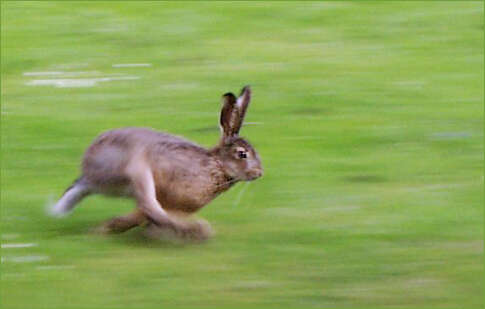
[223,92,236,98]
[241,85,251,94]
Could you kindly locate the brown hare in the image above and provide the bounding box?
[50,86,263,241]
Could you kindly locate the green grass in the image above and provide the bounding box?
[1,2,483,308]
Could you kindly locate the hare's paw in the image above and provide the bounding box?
[179,218,213,241]
[144,218,213,243]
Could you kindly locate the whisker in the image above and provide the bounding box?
[213,178,239,191]
[233,182,250,208]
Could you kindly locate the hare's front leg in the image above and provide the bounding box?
[128,164,211,241]
[96,209,147,234]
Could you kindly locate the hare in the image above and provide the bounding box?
[50,86,263,241]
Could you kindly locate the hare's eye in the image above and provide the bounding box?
[238,150,247,159]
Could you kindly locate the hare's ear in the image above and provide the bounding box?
[232,85,251,136]
[220,92,238,140]
[219,86,252,142]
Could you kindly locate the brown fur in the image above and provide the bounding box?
[53,86,263,242]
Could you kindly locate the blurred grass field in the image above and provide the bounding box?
[1,2,483,308]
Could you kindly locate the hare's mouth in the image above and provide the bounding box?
[246,169,263,181]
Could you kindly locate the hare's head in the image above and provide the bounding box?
[217,86,263,181]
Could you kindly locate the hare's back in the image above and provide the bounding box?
[85,127,198,153]
[81,128,198,191]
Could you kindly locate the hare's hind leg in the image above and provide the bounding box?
[50,177,92,217]
[96,210,147,234]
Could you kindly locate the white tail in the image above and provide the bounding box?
[49,180,90,217]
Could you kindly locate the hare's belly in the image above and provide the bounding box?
[154,179,214,213]
[150,155,224,212]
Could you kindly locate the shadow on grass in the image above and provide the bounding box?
[94,227,212,249]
